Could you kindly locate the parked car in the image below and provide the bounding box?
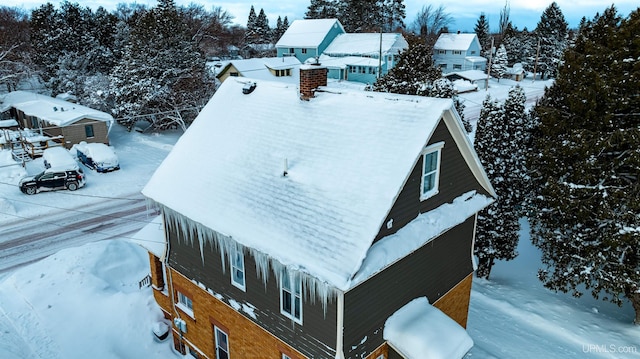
[43,147,78,170]
[19,167,86,195]
[75,142,120,172]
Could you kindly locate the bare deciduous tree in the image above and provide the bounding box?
[411,4,453,46]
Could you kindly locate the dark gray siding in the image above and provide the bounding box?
[343,217,475,359]
[388,346,405,359]
[167,226,337,358]
[374,119,489,242]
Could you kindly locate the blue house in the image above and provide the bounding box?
[320,33,408,84]
[276,19,408,84]
[275,19,345,63]
[433,33,487,74]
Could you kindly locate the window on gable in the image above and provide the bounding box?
[289,48,294,53]
[301,48,307,54]
[471,50,477,55]
[231,247,246,291]
[420,142,444,200]
[214,326,229,359]
[280,272,302,324]
[85,124,94,138]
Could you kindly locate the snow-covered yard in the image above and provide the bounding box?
[1,78,638,358]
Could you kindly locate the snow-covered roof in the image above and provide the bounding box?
[0,119,18,128]
[129,215,166,259]
[1,91,113,127]
[384,297,474,359]
[315,54,384,69]
[275,19,344,48]
[219,57,301,83]
[323,33,407,57]
[143,77,493,291]
[434,33,479,51]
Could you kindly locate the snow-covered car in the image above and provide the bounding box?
[75,142,120,172]
[42,147,78,170]
[19,167,86,195]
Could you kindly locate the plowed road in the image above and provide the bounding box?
[0,193,157,274]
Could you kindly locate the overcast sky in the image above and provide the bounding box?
[5,0,639,32]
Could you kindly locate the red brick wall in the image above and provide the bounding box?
[300,66,327,100]
[160,268,308,359]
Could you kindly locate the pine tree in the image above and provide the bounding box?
[372,36,441,95]
[474,86,529,278]
[491,44,508,80]
[381,0,406,32]
[305,0,338,19]
[528,6,640,324]
[245,5,258,43]
[339,0,382,32]
[474,13,490,56]
[255,8,270,44]
[109,0,215,130]
[534,2,568,79]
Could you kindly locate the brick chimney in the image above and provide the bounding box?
[299,62,327,100]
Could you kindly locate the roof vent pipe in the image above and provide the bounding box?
[283,158,288,177]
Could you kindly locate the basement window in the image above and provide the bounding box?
[420,142,444,200]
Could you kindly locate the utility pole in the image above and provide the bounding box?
[378,28,383,79]
[532,38,540,82]
[485,37,494,91]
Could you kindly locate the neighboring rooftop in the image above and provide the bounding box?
[1,91,113,127]
[434,33,479,51]
[275,18,344,48]
[322,33,407,57]
[218,57,301,82]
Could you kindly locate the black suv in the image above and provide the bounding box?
[19,168,86,195]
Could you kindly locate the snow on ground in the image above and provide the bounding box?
[1,78,638,358]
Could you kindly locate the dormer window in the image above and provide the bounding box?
[420,142,444,200]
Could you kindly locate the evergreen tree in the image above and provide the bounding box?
[339,0,383,32]
[474,86,529,278]
[305,0,338,19]
[382,0,406,31]
[501,22,520,65]
[491,44,508,80]
[255,8,270,43]
[528,6,640,324]
[533,2,568,79]
[372,36,441,95]
[245,5,258,43]
[372,36,470,133]
[474,13,490,56]
[109,0,215,130]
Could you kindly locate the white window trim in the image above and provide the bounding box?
[282,354,292,359]
[176,291,195,318]
[280,272,303,324]
[214,326,229,359]
[420,142,444,200]
[230,248,246,291]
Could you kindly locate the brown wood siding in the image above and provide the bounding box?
[167,225,337,358]
[60,118,109,148]
[374,119,490,242]
[343,217,475,359]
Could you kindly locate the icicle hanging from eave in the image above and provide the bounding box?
[155,202,339,313]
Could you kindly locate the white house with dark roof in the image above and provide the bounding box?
[433,33,487,74]
[139,65,495,359]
